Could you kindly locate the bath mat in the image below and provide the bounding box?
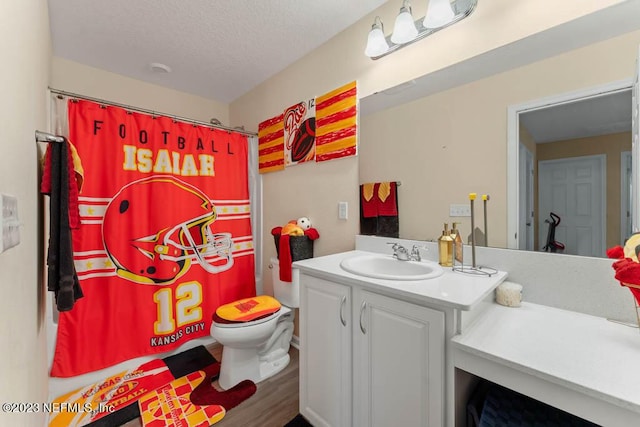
[189,362,257,409]
[49,345,216,427]
[139,370,226,427]
[284,413,313,426]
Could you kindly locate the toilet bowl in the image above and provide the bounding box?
[210,257,299,390]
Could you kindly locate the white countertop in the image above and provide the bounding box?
[293,250,507,310]
[452,302,640,423]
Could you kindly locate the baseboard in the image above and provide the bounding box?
[291,334,300,350]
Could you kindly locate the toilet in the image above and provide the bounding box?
[210,257,299,390]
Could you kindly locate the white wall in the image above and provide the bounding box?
[52,57,229,125]
[0,1,51,426]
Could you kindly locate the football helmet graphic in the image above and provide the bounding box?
[102,176,234,285]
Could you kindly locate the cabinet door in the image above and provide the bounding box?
[300,275,352,427]
[354,290,445,427]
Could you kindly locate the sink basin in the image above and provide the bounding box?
[339,254,444,281]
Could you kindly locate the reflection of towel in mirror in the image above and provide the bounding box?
[360,182,399,238]
[360,182,398,218]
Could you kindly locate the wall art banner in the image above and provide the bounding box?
[283,99,316,167]
[257,113,284,174]
[315,80,358,162]
[50,99,256,377]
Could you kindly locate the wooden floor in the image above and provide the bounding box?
[123,343,300,427]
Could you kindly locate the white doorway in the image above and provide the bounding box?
[507,79,634,253]
[538,155,605,256]
[621,151,632,244]
[518,144,534,250]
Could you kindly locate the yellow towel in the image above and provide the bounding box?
[362,183,375,201]
[378,182,391,202]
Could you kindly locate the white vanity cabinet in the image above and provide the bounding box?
[299,274,352,427]
[300,273,445,427]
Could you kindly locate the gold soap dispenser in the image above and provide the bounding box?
[450,222,463,263]
[438,223,454,267]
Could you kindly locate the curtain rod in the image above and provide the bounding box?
[35,130,64,143]
[48,88,258,137]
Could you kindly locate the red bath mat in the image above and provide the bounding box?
[139,370,225,427]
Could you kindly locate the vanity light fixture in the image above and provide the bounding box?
[364,0,478,60]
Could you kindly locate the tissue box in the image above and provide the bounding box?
[273,234,314,261]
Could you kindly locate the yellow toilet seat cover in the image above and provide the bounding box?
[215,295,281,322]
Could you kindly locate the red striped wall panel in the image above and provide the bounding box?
[258,113,285,173]
[315,81,358,162]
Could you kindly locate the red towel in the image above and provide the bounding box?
[377,182,398,216]
[361,182,398,218]
[279,234,293,282]
[361,183,378,218]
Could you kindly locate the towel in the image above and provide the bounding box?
[360,182,398,218]
[361,183,378,218]
[43,137,83,311]
[41,138,83,229]
[360,182,399,238]
[377,182,398,216]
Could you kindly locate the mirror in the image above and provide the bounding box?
[512,87,632,258]
[358,2,640,257]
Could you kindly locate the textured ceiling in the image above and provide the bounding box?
[48,0,387,103]
[520,90,632,144]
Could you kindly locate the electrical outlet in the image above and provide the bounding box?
[449,204,471,217]
[0,194,20,253]
[338,201,348,220]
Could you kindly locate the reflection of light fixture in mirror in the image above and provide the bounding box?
[365,0,478,60]
[391,1,418,44]
[364,16,390,58]
[423,0,455,28]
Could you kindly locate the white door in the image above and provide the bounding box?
[300,275,352,427]
[622,151,632,243]
[353,289,444,427]
[632,46,640,233]
[519,144,535,250]
[538,155,605,256]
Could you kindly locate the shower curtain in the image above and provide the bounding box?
[48,97,257,377]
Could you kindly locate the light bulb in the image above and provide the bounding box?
[391,2,418,44]
[423,0,455,28]
[364,17,390,57]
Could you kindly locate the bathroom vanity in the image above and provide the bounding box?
[293,241,507,427]
[293,236,640,426]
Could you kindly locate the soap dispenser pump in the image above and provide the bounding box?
[438,223,454,267]
[450,222,463,263]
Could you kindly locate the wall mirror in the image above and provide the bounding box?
[358,1,640,258]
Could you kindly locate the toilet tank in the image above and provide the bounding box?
[271,257,300,308]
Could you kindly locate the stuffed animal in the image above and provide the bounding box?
[607,232,640,305]
[276,217,313,236]
[271,217,320,283]
[297,217,311,231]
[281,219,305,236]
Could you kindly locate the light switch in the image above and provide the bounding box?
[449,204,471,217]
[338,201,348,220]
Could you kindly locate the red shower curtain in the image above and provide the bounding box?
[50,100,256,377]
